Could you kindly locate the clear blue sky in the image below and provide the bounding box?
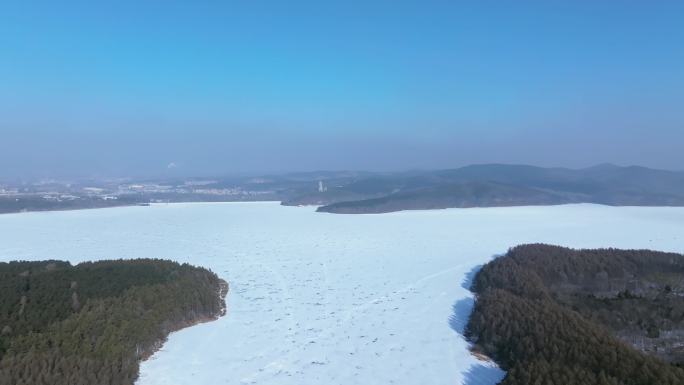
[1,1,683,178]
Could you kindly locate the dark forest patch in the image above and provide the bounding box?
[0,259,228,385]
[466,244,684,385]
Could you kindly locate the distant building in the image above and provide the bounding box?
[318,181,327,193]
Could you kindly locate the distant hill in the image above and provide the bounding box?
[314,182,572,214]
[305,164,684,213]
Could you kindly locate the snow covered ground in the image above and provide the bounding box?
[0,203,683,385]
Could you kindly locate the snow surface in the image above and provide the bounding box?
[0,203,683,385]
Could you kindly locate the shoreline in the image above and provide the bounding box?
[4,199,684,218]
[0,200,284,216]
[139,278,229,365]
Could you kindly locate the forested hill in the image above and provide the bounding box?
[311,164,684,213]
[466,244,684,385]
[0,259,228,385]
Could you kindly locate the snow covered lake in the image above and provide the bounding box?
[0,202,683,385]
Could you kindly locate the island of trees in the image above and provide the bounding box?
[0,258,228,385]
[466,244,684,385]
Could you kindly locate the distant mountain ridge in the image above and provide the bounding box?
[3,164,683,215]
[275,164,684,213]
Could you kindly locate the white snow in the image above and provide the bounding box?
[0,202,683,385]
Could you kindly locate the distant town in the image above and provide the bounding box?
[0,177,285,214]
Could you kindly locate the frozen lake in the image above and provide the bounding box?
[0,202,683,385]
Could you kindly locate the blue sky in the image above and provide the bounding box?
[1,1,683,178]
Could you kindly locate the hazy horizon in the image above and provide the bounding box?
[2,162,683,184]
[2,1,683,179]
